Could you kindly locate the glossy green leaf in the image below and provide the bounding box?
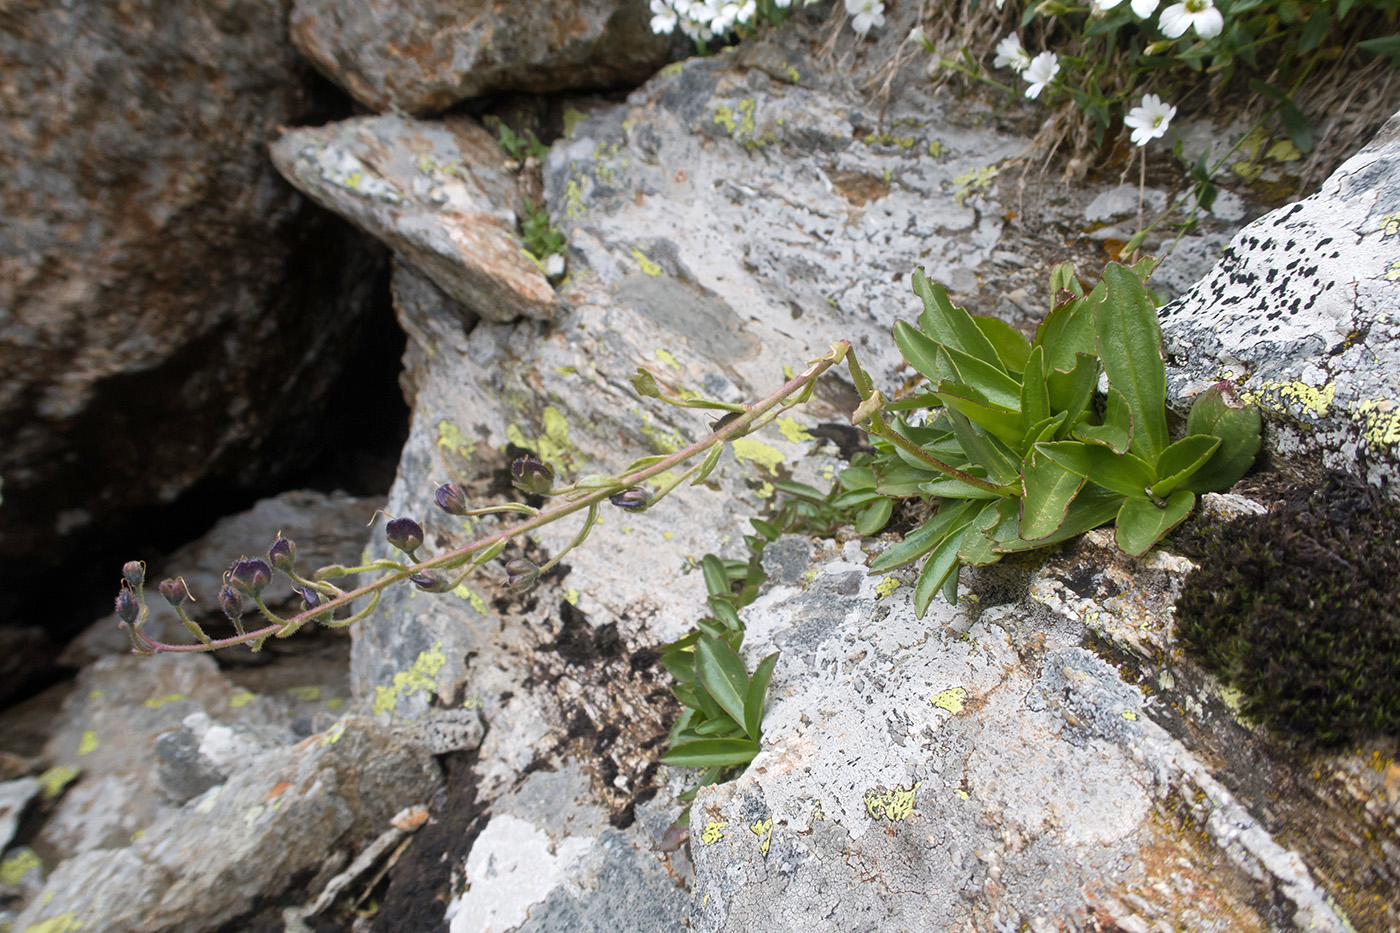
[877,459,944,497]
[945,408,1021,484]
[660,738,760,768]
[1020,446,1088,540]
[973,315,1032,373]
[696,635,750,728]
[693,714,746,737]
[702,554,729,598]
[883,392,943,412]
[1045,353,1098,436]
[1034,280,1102,374]
[955,501,1004,566]
[831,489,885,508]
[744,652,779,740]
[770,480,825,502]
[1096,263,1168,462]
[1019,345,1050,434]
[708,597,742,633]
[750,518,779,541]
[696,617,729,641]
[870,499,977,572]
[839,466,877,490]
[913,521,975,618]
[660,647,696,684]
[1036,440,1154,499]
[1150,434,1220,498]
[1049,261,1082,297]
[856,497,894,535]
[893,320,953,386]
[912,269,1002,367]
[1074,422,1130,455]
[691,443,725,486]
[919,475,1006,500]
[624,454,669,472]
[1115,490,1194,557]
[1026,412,1068,446]
[938,384,1025,450]
[936,344,1024,410]
[1184,385,1263,493]
[992,486,1124,553]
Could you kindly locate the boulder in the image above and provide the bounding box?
[0,0,386,580]
[270,114,557,324]
[1162,109,1400,488]
[288,0,677,114]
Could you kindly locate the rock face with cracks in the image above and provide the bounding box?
[1162,109,1400,488]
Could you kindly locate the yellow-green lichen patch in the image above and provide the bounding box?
[730,438,785,475]
[863,781,922,822]
[699,820,728,844]
[630,247,664,276]
[555,365,576,376]
[228,690,255,709]
[749,817,774,857]
[776,417,814,444]
[0,850,41,886]
[663,531,675,541]
[327,697,345,712]
[928,140,946,157]
[143,692,186,709]
[1378,212,1400,238]
[952,165,999,206]
[655,348,681,370]
[659,61,686,79]
[636,409,683,454]
[452,584,489,615]
[875,576,904,599]
[931,687,968,714]
[371,641,448,716]
[1243,380,1336,419]
[563,108,587,138]
[564,178,585,218]
[1353,398,1400,449]
[21,913,82,933]
[1385,259,1400,282]
[437,421,477,459]
[507,406,580,469]
[1122,710,1139,721]
[287,686,321,702]
[76,730,98,756]
[319,720,347,747]
[563,588,581,606]
[38,765,79,799]
[754,481,774,499]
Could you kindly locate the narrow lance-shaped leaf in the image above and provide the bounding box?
[1096,262,1168,462]
[913,520,976,618]
[1036,440,1154,500]
[1150,435,1220,498]
[912,269,1003,367]
[660,738,760,768]
[973,315,1032,373]
[1020,446,1088,541]
[937,384,1025,451]
[695,635,751,728]
[1019,345,1050,438]
[944,408,1021,485]
[1115,491,1194,558]
[744,652,780,741]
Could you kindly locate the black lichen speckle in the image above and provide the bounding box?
[1173,474,1400,746]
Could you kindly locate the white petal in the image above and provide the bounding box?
[1159,4,1190,37]
[1195,6,1224,37]
[1130,0,1159,15]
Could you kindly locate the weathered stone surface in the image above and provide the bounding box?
[1162,108,1400,488]
[270,114,557,323]
[685,533,1366,931]
[0,0,386,575]
[14,717,442,933]
[288,0,675,114]
[0,778,39,854]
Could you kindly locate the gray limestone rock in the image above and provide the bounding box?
[13,717,442,933]
[270,114,558,323]
[0,0,385,576]
[288,0,676,114]
[1161,109,1400,488]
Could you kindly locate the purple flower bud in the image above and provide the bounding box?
[228,558,273,598]
[159,578,190,607]
[385,517,424,556]
[122,560,146,590]
[293,585,322,611]
[115,587,140,625]
[609,487,651,512]
[411,571,453,593]
[504,558,540,594]
[434,482,470,516]
[268,535,296,573]
[511,456,556,496]
[218,584,244,621]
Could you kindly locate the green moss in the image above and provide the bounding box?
[1173,475,1400,746]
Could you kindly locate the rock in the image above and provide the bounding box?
[1162,108,1400,488]
[0,0,387,579]
[13,717,442,933]
[61,488,379,666]
[288,0,676,114]
[0,778,39,853]
[270,114,558,324]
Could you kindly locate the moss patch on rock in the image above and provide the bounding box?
[1173,474,1400,746]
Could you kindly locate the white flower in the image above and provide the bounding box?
[1092,0,1126,11]
[996,0,1007,8]
[775,0,792,6]
[1124,93,1177,146]
[993,33,1033,72]
[846,0,885,35]
[1159,0,1223,38]
[1131,0,1160,16]
[1023,51,1059,99]
[650,0,678,33]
